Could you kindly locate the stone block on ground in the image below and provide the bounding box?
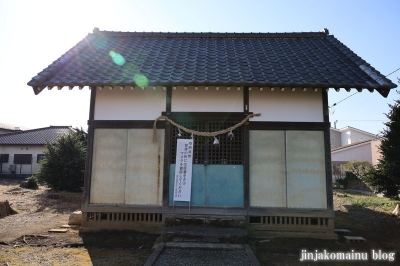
[0,200,17,218]
[334,229,351,235]
[49,229,69,233]
[344,236,366,243]
[61,224,79,228]
[68,210,82,225]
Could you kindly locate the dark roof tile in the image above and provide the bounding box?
[28,30,397,97]
[0,126,72,145]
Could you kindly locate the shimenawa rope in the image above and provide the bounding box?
[153,113,261,143]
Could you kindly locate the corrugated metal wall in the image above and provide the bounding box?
[249,130,327,209]
[90,129,164,205]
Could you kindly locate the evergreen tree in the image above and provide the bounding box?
[36,129,87,192]
[366,90,400,198]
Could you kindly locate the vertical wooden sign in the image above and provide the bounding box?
[173,139,194,202]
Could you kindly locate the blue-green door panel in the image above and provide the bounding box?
[169,164,243,207]
[169,164,205,206]
[205,165,244,206]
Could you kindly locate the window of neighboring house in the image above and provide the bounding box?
[0,154,9,163]
[13,154,32,164]
[37,154,45,163]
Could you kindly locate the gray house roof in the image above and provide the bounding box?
[28,28,397,97]
[0,126,72,145]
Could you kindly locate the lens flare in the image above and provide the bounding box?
[134,74,149,88]
[109,50,126,66]
[121,63,138,82]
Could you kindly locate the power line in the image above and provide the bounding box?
[328,66,400,111]
[329,91,359,108]
[385,67,400,77]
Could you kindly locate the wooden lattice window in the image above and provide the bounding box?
[171,121,243,165]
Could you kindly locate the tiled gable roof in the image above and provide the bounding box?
[331,139,380,152]
[28,29,397,97]
[0,126,72,145]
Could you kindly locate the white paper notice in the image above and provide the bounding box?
[173,139,194,201]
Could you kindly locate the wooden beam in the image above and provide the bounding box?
[243,122,250,209]
[244,86,249,113]
[249,122,329,131]
[166,86,172,113]
[162,122,171,208]
[88,120,166,129]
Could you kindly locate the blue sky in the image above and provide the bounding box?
[0,0,399,134]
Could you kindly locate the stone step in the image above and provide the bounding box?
[164,215,247,229]
[165,242,244,250]
[48,229,68,233]
[344,236,366,243]
[60,224,80,229]
[334,229,351,235]
[162,227,248,244]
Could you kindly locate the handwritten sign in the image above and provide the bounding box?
[173,139,194,201]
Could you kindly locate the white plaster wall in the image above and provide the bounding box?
[0,146,44,174]
[342,131,351,146]
[341,130,376,146]
[249,89,323,122]
[331,143,374,165]
[94,88,166,120]
[171,86,243,112]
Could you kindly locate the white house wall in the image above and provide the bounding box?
[370,140,381,166]
[331,142,376,165]
[94,88,166,120]
[171,86,243,112]
[249,89,323,122]
[0,146,44,174]
[341,130,376,146]
[90,128,164,205]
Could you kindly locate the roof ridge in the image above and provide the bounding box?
[331,139,378,151]
[93,30,328,39]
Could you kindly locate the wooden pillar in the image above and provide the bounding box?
[83,86,96,206]
[322,90,334,210]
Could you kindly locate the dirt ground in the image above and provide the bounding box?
[1,178,400,265]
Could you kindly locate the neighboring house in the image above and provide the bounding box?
[330,126,379,149]
[0,126,72,177]
[330,127,382,181]
[27,28,397,239]
[0,122,29,135]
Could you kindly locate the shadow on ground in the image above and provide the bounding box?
[252,204,400,265]
[79,230,159,266]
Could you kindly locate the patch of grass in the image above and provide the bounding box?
[352,195,400,212]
